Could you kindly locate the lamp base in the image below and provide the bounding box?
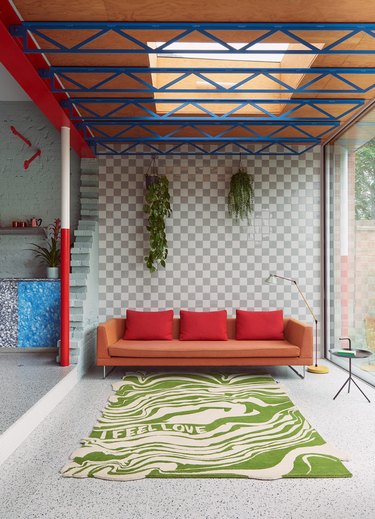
[307,364,329,374]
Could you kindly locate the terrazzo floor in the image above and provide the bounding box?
[0,351,73,434]
[0,361,375,519]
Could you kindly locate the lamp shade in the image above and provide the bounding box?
[264,274,276,285]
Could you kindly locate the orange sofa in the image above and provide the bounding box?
[97,317,313,377]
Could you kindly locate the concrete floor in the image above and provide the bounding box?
[0,351,73,434]
[0,361,374,519]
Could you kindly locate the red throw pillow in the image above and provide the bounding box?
[124,310,173,340]
[236,310,284,340]
[179,310,228,341]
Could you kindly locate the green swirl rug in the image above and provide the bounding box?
[61,372,351,480]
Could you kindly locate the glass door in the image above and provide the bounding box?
[325,107,375,385]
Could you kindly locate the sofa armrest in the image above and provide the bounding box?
[284,318,313,359]
[97,318,126,360]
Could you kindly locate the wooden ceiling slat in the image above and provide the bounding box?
[13,0,375,23]
[11,0,375,148]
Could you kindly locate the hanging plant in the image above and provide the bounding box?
[227,166,254,223]
[144,174,172,273]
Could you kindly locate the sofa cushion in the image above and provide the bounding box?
[179,310,228,341]
[124,309,173,340]
[108,339,299,358]
[236,309,284,340]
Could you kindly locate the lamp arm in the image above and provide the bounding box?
[293,282,318,324]
[272,274,295,284]
[271,274,319,367]
[273,275,317,323]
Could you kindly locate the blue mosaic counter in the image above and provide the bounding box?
[0,279,60,348]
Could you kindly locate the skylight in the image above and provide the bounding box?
[153,42,289,62]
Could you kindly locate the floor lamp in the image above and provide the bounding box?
[265,274,329,374]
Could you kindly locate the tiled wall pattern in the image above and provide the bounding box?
[98,152,321,335]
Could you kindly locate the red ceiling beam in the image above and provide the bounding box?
[0,1,94,158]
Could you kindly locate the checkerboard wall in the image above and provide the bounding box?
[98,152,321,333]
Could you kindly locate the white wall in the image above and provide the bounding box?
[0,101,81,278]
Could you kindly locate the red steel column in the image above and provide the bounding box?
[60,126,70,366]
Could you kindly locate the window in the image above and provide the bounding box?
[153,42,289,62]
[325,106,375,385]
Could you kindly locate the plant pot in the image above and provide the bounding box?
[145,174,159,189]
[47,267,59,279]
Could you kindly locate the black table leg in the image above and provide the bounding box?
[351,378,371,403]
[333,377,350,400]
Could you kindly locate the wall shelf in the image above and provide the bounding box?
[0,227,45,236]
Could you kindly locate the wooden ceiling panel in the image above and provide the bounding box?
[45,55,150,67]
[76,102,157,118]
[14,0,375,23]
[12,0,375,150]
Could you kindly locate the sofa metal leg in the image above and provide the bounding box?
[288,365,306,379]
[103,366,115,379]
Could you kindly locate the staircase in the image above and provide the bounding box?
[58,158,99,370]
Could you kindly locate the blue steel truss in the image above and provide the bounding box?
[11,22,375,55]
[41,66,375,94]
[62,97,365,121]
[11,22,373,155]
[91,140,319,156]
[81,120,338,140]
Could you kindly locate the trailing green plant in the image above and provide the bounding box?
[28,218,61,267]
[144,175,172,273]
[227,166,254,223]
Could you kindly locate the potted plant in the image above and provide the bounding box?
[29,218,61,278]
[144,174,172,273]
[227,165,254,223]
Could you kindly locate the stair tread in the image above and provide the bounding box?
[71,248,91,254]
[80,188,98,195]
[70,293,86,298]
[81,198,98,203]
[78,220,97,225]
[74,230,94,237]
[81,184,98,190]
[81,177,99,186]
[70,278,87,285]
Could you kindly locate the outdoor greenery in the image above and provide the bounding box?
[355,139,375,220]
[227,166,254,223]
[144,175,172,273]
[29,218,61,267]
